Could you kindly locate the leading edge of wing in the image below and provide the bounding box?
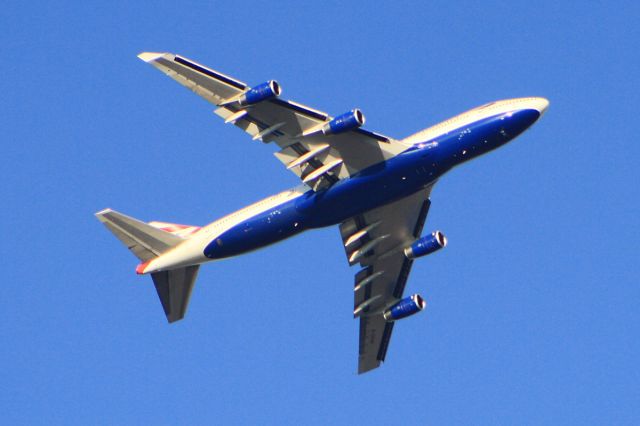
[137,52,393,143]
[138,52,248,90]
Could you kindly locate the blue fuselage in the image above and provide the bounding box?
[204,109,540,259]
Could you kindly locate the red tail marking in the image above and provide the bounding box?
[136,260,151,275]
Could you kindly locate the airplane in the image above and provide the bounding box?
[96,52,548,374]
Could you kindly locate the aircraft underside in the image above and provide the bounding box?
[96,51,548,374]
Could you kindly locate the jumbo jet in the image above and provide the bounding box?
[96,52,548,374]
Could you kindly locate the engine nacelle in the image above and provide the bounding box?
[383,294,426,321]
[239,80,281,105]
[322,109,365,134]
[404,231,447,259]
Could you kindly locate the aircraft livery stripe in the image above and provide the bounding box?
[173,56,247,90]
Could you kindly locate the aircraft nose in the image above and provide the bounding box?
[530,97,549,116]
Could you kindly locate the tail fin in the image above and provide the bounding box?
[96,208,199,323]
[151,265,200,323]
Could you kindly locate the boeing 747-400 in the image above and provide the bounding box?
[97,52,548,373]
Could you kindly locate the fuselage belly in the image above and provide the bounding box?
[203,108,541,260]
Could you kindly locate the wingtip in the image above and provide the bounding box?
[137,52,167,63]
[95,208,113,217]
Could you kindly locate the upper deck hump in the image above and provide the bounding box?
[402,97,544,145]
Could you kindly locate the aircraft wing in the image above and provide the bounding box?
[138,52,407,190]
[339,186,433,373]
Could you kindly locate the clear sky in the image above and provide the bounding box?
[2,1,639,424]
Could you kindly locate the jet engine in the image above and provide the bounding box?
[404,231,447,259]
[383,294,426,321]
[323,109,365,134]
[239,80,281,105]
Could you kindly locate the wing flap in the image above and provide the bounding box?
[358,315,394,374]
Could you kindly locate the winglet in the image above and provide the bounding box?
[138,52,167,63]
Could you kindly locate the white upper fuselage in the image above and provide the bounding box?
[402,97,549,145]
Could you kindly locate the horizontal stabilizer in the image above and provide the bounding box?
[96,208,184,261]
[152,265,200,323]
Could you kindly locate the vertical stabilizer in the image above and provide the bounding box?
[151,265,200,323]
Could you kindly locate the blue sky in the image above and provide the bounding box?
[2,1,639,424]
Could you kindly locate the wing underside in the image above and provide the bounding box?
[340,187,433,373]
[139,52,408,190]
